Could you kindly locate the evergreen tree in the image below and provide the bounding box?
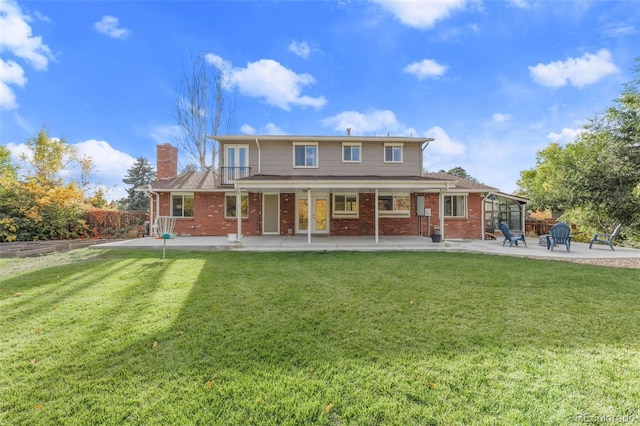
[120,157,155,210]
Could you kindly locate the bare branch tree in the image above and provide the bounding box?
[174,51,237,171]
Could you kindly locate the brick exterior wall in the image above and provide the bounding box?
[156,192,261,237]
[151,191,483,239]
[156,144,178,180]
[443,193,483,239]
[279,193,296,235]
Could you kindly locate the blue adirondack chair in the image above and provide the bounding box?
[499,222,527,247]
[547,222,571,252]
[589,224,621,251]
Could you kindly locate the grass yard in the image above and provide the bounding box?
[1,249,639,425]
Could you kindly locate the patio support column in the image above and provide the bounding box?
[439,190,445,241]
[236,187,242,243]
[374,188,379,244]
[307,188,312,244]
[481,194,485,240]
[521,202,526,234]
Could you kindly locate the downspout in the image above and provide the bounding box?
[439,185,449,241]
[420,141,431,175]
[255,138,261,174]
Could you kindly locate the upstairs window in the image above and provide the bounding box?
[384,143,403,163]
[342,143,361,163]
[293,143,318,168]
[171,193,194,217]
[444,195,467,218]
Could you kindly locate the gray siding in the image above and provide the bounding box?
[221,139,423,177]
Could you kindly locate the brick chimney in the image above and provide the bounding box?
[156,143,178,180]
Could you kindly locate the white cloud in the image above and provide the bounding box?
[94,15,131,40]
[322,109,402,135]
[403,59,447,80]
[371,0,469,30]
[75,140,136,181]
[492,113,512,123]
[508,0,530,8]
[0,0,53,70]
[0,0,53,110]
[0,59,26,110]
[240,124,256,135]
[207,54,327,111]
[288,40,312,59]
[263,123,287,135]
[547,127,581,144]
[529,49,619,88]
[425,126,466,156]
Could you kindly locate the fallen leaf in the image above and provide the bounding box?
[176,330,184,335]
[410,300,415,305]
[34,329,41,334]
[34,404,43,410]
[13,292,22,297]
[205,381,213,388]
[29,358,37,364]
[325,403,334,413]
[152,341,158,349]
[255,397,263,403]
[428,382,437,389]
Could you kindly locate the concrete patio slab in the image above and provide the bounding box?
[89,235,640,260]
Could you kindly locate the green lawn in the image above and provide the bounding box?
[1,249,639,425]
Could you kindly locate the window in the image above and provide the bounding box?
[378,194,410,216]
[444,195,466,217]
[333,194,358,217]
[224,145,249,183]
[342,143,361,163]
[384,143,403,163]
[171,193,194,217]
[293,143,318,167]
[225,193,248,219]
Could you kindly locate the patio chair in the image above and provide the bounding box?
[499,222,527,247]
[589,224,621,251]
[547,222,571,252]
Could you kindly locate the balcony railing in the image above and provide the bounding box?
[220,167,251,185]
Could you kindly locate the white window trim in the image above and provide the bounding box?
[341,142,362,163]
[444,194,468,218]
[332,193,359,218]
[224,144,249,167]
[378,193,410,217]
[292,142,319,168]
[171,192,194,218]
[383,143,403,163]
[224,192,249,219]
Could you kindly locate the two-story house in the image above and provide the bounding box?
[142,135,527,242]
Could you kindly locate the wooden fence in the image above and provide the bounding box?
[525,219,557,236]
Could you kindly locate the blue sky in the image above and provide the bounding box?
[1,0,639,201]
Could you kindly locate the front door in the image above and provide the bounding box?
[297,195,329,234]
[262,193,279,235]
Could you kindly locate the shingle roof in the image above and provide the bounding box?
[422,172,499,191]
[146,171,218,191]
